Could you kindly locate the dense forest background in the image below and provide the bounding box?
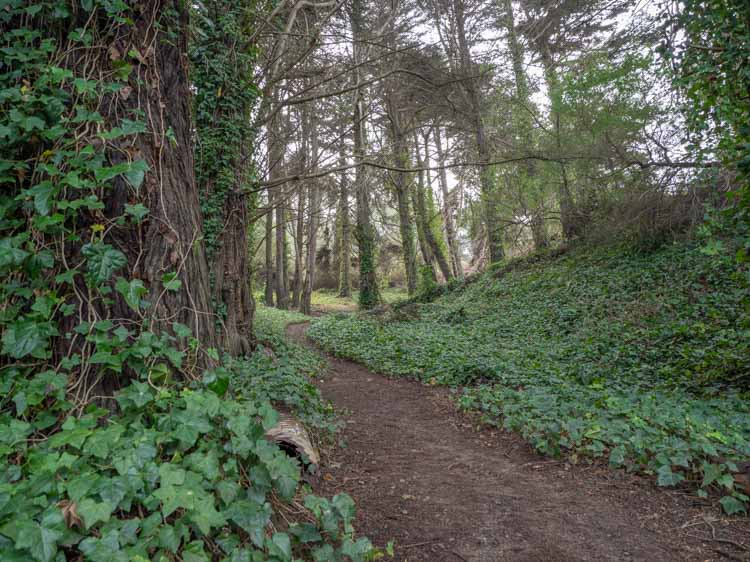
[1,0,749,560]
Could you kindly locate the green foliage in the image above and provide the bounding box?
[191,0,261,327]
[232,305,335,432]
[191,1,260,259]
[309,242,750,512]
[0,381,373,561]
[416,264,439,301]
[355,224,381,310]
[660,1,750,260]
[0,2,374,559]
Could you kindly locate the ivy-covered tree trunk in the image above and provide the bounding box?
[111,2,218,350]
[352,0,380,309]
[433,126,464,279]
[385,110,417,296]
[540,48,576,241]
[414,135,453,282]
[192,0,258,356]
[1,1,219,403]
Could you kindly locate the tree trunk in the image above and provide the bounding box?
[453,0,504,263]
[501,0,547,250]
[433,125,463,278]
[337,149,352,297]
[264,191,275,306]
[275,192,289,309]
[540,48,576,241]
[301,110,321,315]
[385,98,417,296]
[52,1,218,397]
[414,135,453,282]
[352,0,380,309]
[192,1,256,356]
[291,184,305,309]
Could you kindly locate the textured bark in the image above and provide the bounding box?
[301,110,320,315]
[103,2,217,346]
[414,136,453,282]
[192,2,257,357]
[55,1,218,397]
[213,191,254,355]
[433,126,463,278]
[275,193,289,309]
[291,184,305,309]
[270,104,289,310]
[337,149,352,297]
[541,48,576,241]
[385,101,417,295]
[264,191,275,306]
[352,0,380,309]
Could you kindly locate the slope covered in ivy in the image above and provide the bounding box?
[309,242,750,513]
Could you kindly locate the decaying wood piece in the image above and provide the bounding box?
[265,412,320,466]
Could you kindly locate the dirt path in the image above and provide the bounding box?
[288,322,748,562]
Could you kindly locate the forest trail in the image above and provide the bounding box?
[287,322,738,562]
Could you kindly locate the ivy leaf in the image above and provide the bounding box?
[94,162,131,183]
[332,493,356,532]
[2,319,49,359]
[656,465,684,487]
[190,501,225,535]
[0,237,29,269]
[78,498,113,530]
[267,533,291,561]
[289,522,322,543]
[115,277,148,312]
[28,181,56,216]
[21,115,46,132]
[124,160,149,190]
[182,541,210,562]
[15,520,63,562]
[124,203,148,222]
[162,272,182,292]
[701,462,722,488]
[82,243,127,284]
[341,537,375,562]
[226,499,271,548]
[719,495,747,515]
[608,446,625,467]
[116,381,154,410]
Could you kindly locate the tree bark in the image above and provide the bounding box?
[264,191,275,307]
[192,1,257,356]
[414,134,453,282]
[433,125,463,278]
[301,109,321,315]
[54,1,219,396]
[291,183,305,309]
[385,98,417,296]
[352,0,380,309]
[337,148,352,297]
[502,0,548,250]
[275,191,289,309]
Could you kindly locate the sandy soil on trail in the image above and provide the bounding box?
[287,322,749,562]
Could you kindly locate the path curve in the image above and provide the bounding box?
[288,322,743,562]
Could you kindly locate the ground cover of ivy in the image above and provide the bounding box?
[231,306,335,432]
[309,242,750,514]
